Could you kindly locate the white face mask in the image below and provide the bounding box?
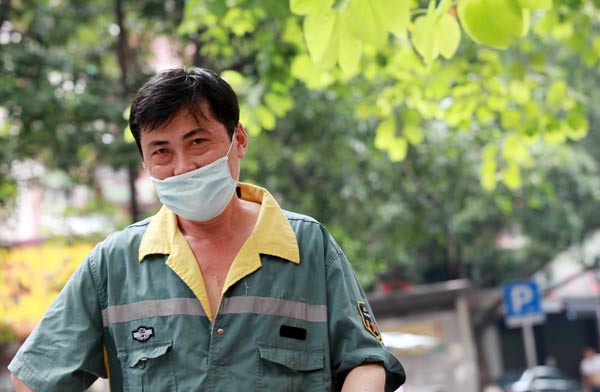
[148,133,237,221]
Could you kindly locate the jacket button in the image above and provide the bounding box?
[217,328,225,335]
[138,358,148,369]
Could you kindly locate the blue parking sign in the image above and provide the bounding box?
[503,280,545,328]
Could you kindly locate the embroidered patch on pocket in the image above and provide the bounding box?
[132,326,154,342]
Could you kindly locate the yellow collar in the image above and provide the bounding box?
[138,183,300,321]
[138,183,300,264]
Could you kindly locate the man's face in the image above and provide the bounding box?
[140,102,247,181]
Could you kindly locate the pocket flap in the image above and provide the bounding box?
[258,346,323,371]
[125,340,172,368]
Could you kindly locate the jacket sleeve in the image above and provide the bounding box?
[324,234,405,391]
[8,253,106,392]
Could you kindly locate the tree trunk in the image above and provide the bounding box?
[127,163,140,223]
[0,0,11,27]
[113,0,140,222]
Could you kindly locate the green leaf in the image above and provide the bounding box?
[344,0,409,48]
[303,10,339,68]
[436,0,454,18]
[508,80,531,103]
[566,110,589,140]
[502,162,522,189]
[337,14,363,76]
[290,0,333,15]
[388,137,408,161]
[480,144,498,190]
[457,0,525,48]
[304,8,362,73]
[123,126,134,143]
[282,17,305,48]
[502,134,530,163]
[402,110,423,145]
[178,0,212,35]
[220,70,246,92]
[240,104,261,136]
[257,106,276,130]
[437,14,461,59]
[546,80,567,106]
[411,1,438,63]
[518,0,552,10]
[375,116,396,150]
[290,54,335,89]
[264,93,293,117]
[481,161,498,190]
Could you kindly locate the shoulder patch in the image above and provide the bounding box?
[357,301,382,342]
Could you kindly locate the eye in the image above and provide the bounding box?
[153,148,168,155]
[192,138,205,145]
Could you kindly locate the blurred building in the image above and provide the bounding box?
[370,279,479,392]
[0,160,157,245]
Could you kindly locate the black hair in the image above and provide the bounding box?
[129,67,239,156]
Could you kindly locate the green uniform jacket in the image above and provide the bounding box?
[9,185,405,391]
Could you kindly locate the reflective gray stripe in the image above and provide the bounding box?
[221,296,327,322]
[101,298,205,326]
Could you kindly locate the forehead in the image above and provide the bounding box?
[140,104,222,140]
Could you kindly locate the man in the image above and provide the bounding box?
[581,347,600,392]
[9,68,405,391]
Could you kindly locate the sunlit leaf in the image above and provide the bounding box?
[480,144,498,190]
[388,137,408,161]
[303,10,339,68]
[220,70,246,92]
[264,93,293,117]
[503,162,522,189]
[337,14,363,76]
[457,0,524,48]
[282,17,305,48]
[566,110,589,140]
[437,13,461,59]
[546,80,567,106]
[411,1,438,63]
[402,110,423,145]
[375,116,396,150]
[518,0,552,10]
[291,54,335,89]
[509,80,531,103]
[344,0,409,48]
[257,106,276,130]
[290,0,332,16]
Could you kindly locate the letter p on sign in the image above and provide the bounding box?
[503,280,545,328]
[511,285,534,314]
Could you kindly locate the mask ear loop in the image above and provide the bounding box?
[227,129,241,181]
[225,129,237,159]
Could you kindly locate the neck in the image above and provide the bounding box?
[177,196,258,241]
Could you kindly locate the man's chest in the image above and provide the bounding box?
[189,242,238,316]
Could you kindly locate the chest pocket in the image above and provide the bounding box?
[258,345,325,391]
[117,340,176,392]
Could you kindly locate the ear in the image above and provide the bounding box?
[234,123,248,158]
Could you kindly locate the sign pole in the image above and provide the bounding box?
[522,321,537,368]
[503,280,544,369]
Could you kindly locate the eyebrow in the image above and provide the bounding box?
[182,128,209,141]
[146,128,209,148]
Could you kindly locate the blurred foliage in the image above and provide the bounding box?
[179,0,597,191]
[244,84,600,288]
[0,0,186,218]
[0,322,17,345]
